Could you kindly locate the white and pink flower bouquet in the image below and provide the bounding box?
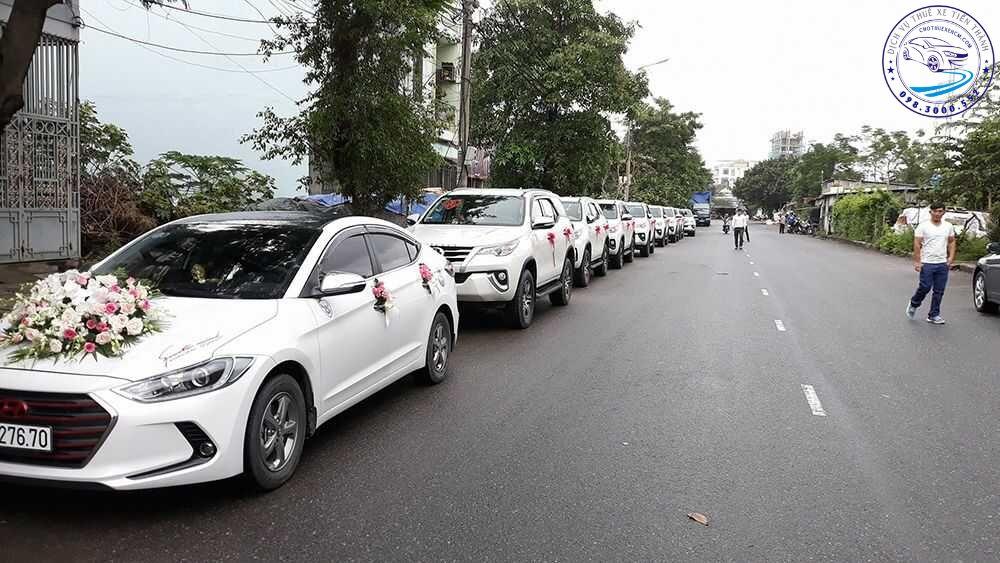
[0,270,162,363]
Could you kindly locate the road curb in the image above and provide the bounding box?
[815,235,977,273]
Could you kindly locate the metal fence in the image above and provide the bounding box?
[0,32,80,264]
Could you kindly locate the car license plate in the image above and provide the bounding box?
[0,422,52,451]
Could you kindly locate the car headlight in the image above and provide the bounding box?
[943,50,957,57]
[608,224,619,233]
[114,357,254,403]
[477,239,521,257]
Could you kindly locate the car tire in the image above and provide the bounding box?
[244,374,307,491]
[691,230,696,237]
[973,270,998,314]
[595,245,609,277]
[609,246,623,270]
[550,255,573,306]
[655,235,664,247]
[648,240,655,255]
[417,312,452,384]
[574,248,592,287]
[638,239,649,257]
[505,268,536,329]
[623,242,634,263]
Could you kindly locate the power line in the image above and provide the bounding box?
[140,0,282,24]
[116,0,267,41]
[84,23,293,56]
[240,0,280,35]
[167,14,299,103]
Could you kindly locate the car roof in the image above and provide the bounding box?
[171,211,400,233]
[448,187,554,197]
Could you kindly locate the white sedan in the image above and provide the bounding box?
[0,212,458,490]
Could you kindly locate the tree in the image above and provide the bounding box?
[471,0,647,194]
[788,136,860,199]
[243,0,446,213]
[733,158,796,212]
[140,152,276,223]
[0,1,186,131]
[78,102,154,258]
[628,98,711,206]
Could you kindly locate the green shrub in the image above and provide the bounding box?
[956,233,989,262]
[877,229,914,257]
[831,191,903,244]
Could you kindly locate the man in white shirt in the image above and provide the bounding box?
[732,209,748,250]
[906,203,956,324]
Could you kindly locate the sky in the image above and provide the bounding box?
[80,1,1000,195]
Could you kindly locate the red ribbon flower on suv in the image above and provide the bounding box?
[546,232,556,246]
[563,227,573,240]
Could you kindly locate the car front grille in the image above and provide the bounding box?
[0,388,114,469]
[433,246,474,263]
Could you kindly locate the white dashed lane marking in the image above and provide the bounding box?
[801,384,827,416]
[761,289,769,296]
[774,319,786,331]
[753,272,760,277]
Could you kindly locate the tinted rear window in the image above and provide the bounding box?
[562,201,584,221]
[600,203,619,219]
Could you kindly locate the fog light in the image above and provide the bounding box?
[198,442,217,458]
[497,271,507,283]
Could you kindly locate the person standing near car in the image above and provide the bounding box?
[778,213,785,234]
[906,203,956,325]
[732,209,748,250]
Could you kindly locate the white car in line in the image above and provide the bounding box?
[649,205,668,247]
[680,208,697,236]
[625,202,655,257]
[0,212,458,490]
[561,197,610,287]
[408,188,575,329]
[663,207,682,242]
[596,199,635,269]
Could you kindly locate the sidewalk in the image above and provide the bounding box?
[817,234,978,273]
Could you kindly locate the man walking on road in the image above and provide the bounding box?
[906,203,956,324]
[732,209,748,250]
[778,213,785,234]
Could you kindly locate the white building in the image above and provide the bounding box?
[710,159,757,189]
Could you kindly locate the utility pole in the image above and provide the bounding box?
[623,127,632,201]
[456,0,475,188]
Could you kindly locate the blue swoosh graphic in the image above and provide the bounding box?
[910,70,974,98]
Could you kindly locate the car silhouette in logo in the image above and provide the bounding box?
[902,37,969,72]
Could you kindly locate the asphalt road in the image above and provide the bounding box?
[3,224,999,562]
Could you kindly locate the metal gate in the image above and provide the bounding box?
[0,32,80,264]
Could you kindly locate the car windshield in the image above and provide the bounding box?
[562,201,584,221]
[92,222,319,299]
[649,207,663,217]
[664,208,675,217]
[421,194,524,226]
[682,210,693,216]
[600,203,619,219]
[626,204,646,216]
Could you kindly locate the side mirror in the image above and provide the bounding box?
[988,242,1000,255]
[406,213,420,226]
[621,213,633,221]
[318,272,367,296]
[532,216,555,230]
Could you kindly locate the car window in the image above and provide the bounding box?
[599,203,619,219]
[562,200,584,221]
[626,204,646,216]
[405,239,420,261]
[649,207,663,217]
[422,194,525,226]
[321,234,373,278]
[93,223,320,300]
[368,233,413,273]
[537,198,557,219]
[588,203,602,222]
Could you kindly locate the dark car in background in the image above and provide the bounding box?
[973,241,1000,314]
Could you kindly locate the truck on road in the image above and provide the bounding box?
[691,191,712,226]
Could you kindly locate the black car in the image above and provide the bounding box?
[973,241,1000,314]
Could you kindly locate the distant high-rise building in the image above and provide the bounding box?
[769,130,805,159]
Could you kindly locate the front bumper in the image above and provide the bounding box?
[0,359,273,490]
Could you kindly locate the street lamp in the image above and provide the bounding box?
[623,57,670,200]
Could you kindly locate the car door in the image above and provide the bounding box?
[308,228,387,414]
[587,201,608,256]
[540,197,570,281]
[530,197,558,283]
[986,245,1000,299]
[366,228,428,378]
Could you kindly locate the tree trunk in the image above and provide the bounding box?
[0,0,61,130]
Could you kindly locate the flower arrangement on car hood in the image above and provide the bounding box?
[0,270,162,363]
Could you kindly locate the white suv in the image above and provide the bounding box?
[680,208,697,236]
[663,207,681,242]
[625,202,655,257]
[561,196,610,287]
[410,188,575,329]
[596,199,635,269]
[649,205,668,246]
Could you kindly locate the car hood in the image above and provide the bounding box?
[411,224,525,248]
[1,297,278,381]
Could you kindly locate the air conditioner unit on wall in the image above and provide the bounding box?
[437,62,457,83]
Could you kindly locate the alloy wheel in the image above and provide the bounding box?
[974,273,986,309]
[521,276,534,321]
[260,392,299,472]
[431,320,449,373]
